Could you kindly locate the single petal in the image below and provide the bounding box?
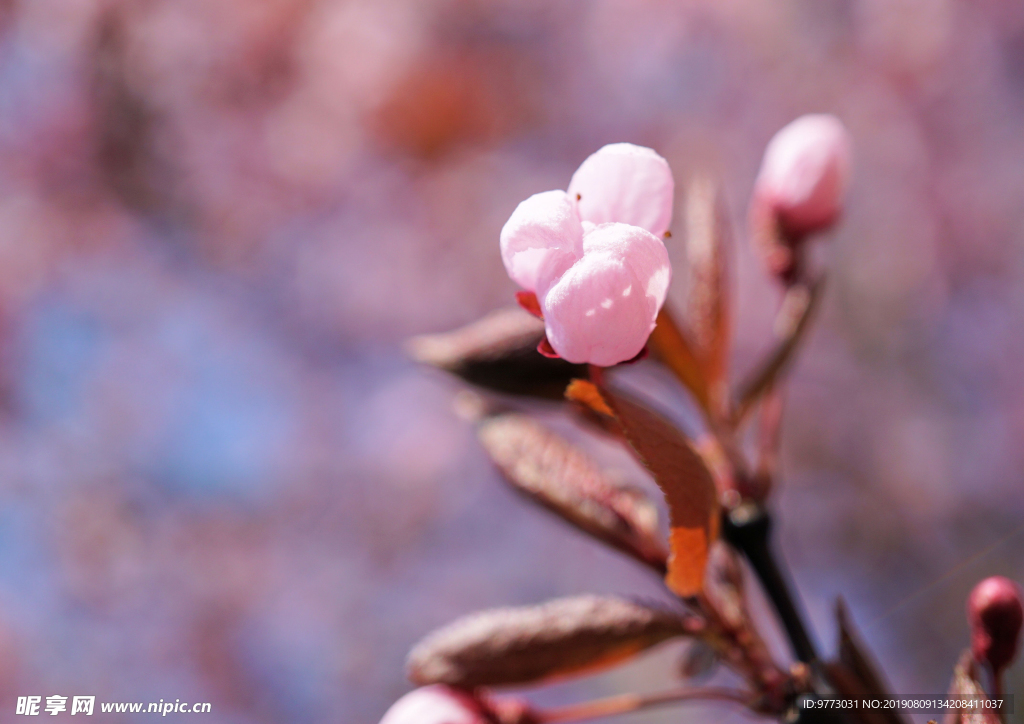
[567,143,674,237]
[542,223,671,366]
[379,686,486,724]
[582,222,671,309]
[754,114,852,234]
[499,190,583,293]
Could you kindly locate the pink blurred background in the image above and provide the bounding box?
[0,0,1022,721]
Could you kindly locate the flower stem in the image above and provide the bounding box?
[534,687,752,723]
[723,503,819,663]
[992,673,1005,724]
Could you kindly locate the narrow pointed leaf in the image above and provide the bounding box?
[750,387,784,502]
[566,380,719,597]
[648,307,710,414]
[836,600,900,704]
[822,599,908,724]
[478,413,668,572]
[407,595,704,688]
[683,176,732,416]
[406,307,586,399]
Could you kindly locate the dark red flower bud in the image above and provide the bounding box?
[967,576,1023,674]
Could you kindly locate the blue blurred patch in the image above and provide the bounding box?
[18,301,105,425]
[143,306,297,504]
[151,356,293,503]
[18,295,296,505]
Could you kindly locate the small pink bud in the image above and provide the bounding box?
[541,223,670,366]
[379,685,488,724]
[967,576,1023,674]
[754,114,851,236]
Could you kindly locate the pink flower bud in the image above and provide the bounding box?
[499,144,674,366]
[754,114,851,236]
[568,143,675,237]
[500,190,584,295]
[541,223,670,366]
[379,685,488,724]
[967,576,1024,674]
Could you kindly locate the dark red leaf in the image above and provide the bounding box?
[682,176,732,418]
[821,599,908,724]
[407,595,704,688]
[406,307,585,399]
[565,380,718,597]
[478,413,668,572]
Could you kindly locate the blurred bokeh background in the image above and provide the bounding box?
[0,0,1023,721]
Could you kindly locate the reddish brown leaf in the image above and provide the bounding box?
[407,595,704,688]
[647,307,711,414]
[835,600,899,702]
[823,599,908,724]
[566,380,718,597]
[478,413,668,572]
[751,387,784,501]
[683,176,732,417]
[406,306,585,399]
[822,663,895,724]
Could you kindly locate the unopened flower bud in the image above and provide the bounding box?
[498,144,675,366]
[379,685,488,724]
[754,114,851,237]
[967,576,1023,674]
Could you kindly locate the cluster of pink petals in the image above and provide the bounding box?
[379,685,488,724]
[754,114,852,235]
[500,143,673,366]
